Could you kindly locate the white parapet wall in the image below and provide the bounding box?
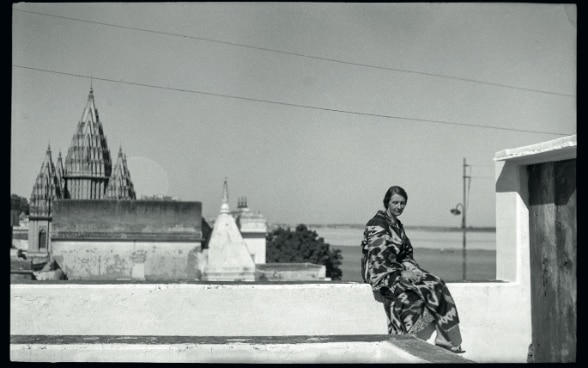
[11,281,530,363]
[494,134,576,286]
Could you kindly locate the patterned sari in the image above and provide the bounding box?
[361,210,461,347]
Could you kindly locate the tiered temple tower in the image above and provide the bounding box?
[28,87,136,255]
[28,145,62,254]
[63,87,113,199]
[104,147,136,200]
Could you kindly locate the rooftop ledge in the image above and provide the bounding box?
[10,334,473,363]
[494,134,576,163]
[10,279,506,286]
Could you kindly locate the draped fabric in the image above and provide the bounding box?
[361,210,461,338]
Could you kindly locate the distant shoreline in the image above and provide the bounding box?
[331,244,496,252]
[271,223,496,233]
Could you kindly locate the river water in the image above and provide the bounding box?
[308,226,496,282]
[309,226,496,251]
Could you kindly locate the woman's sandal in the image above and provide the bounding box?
[439,345,466,354]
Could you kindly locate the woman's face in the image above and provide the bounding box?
[388,193,407,217]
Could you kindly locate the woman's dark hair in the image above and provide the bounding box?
[383,186,408,209]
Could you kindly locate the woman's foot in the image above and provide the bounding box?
[449,346,466,354]
[438,345,466,354]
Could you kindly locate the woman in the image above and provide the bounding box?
[361,186,464,353]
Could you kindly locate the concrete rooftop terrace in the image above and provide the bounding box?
[10,334,472,363]
[11,280,527,362]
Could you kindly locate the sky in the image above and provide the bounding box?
[11,3,576,227]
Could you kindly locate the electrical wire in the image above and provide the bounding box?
[13,8,576,98]
[12,65,574,137]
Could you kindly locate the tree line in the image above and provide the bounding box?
[11,194,29,215]
[266,224,343,280]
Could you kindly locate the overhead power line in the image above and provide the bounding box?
[14,64,573,137]
[14,8,575,98]
[13,64,573,137]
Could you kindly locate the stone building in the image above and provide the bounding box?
[50,199,203,281]
[235,197,267,264]
[28,87,136,258]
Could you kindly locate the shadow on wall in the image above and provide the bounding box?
[495,161,529,207]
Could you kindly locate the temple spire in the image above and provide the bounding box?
[30,144,62,216]
[64,87,113,198]
[104,146,136,200]
[220,177,230,214]
[82,85,97,123]
[55,150,65,194]
[45,143,53,165]
[204,177,256,281]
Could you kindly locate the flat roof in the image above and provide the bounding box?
[494,134,576,164]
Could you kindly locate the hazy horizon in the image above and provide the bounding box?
[271,222,495,230]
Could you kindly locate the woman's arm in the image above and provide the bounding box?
[399,237,420,270]
[364,224,404,291]
[398,237,422,281]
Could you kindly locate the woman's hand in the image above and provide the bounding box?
[401,269,423,283]
[412,268,424,281]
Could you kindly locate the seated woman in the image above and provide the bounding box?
[361,185,464,353]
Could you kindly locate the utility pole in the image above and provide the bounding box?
[462,157,468,280]
[450,158,470,281]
